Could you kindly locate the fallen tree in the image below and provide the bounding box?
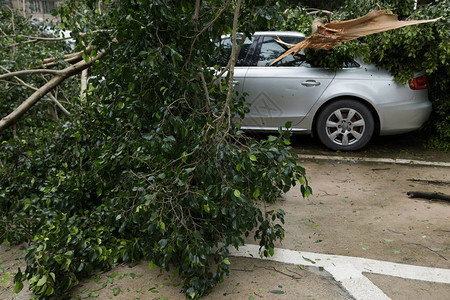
[1,2,310,299]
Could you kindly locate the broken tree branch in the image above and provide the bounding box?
[0,68,61,79]
[0,65,71,115]
[271,10,441,65]
[2,34,71,41]
[41,46,95,68]
[0,50,107,131]
[407,191,450,202]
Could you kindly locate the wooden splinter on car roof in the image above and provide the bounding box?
[270,10,442,65]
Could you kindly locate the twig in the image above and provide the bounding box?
[254,265,302,279]
[403,243,448,261]
[386,228,406,235]
[318,190,338,197]
[284,267,304,278]
[371,168,390,171]
[187,0,232,62]
[199,71,210,112]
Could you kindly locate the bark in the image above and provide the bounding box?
[0,69,61,80]
[0,50,107,132]
[214,0,240,128]
[80,68,88,100]
[194,0,200,20]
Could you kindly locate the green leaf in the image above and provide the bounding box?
[223,257,231,265]
[45,285,54,296]
[249,155,257,161]
[149,261,155,271]
[90,291,100,297]
[13,281,23,294]
[158,239,167,249]
[302,256,316,264]
[159,221,166,231]
[2,273,11,283]
[269,290,285,294]
[233,189,241,198]
[36,275,47,287]
[96,187,102,197]
[113,287,121,296]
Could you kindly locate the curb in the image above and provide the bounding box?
[296,154,450,167]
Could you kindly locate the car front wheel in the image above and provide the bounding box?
[316,100,374,151]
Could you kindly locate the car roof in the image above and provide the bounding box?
[254,31,306,38]
[222,31,306,39]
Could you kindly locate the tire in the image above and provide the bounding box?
[316,99,374,151]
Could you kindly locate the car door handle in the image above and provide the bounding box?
[233,81,240,86]
[301,80,320,87]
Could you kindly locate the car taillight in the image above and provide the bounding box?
[409,75,428,90]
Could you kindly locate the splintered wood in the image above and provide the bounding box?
[271,10,442,65]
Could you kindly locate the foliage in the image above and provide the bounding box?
[276,0,450,150]
[0,1,310,299]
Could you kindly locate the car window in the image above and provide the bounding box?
[216,36,253,67]
[257,36,308,67]
[343,59,360,68]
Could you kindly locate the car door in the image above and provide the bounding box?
[240,35,335,130]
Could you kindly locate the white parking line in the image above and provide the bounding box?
[296,154,450,168]
[228,245,450,300]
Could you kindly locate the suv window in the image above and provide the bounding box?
[216,36,253,67]
[257,36,307,67]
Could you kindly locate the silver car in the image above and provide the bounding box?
[220,31,432,151]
